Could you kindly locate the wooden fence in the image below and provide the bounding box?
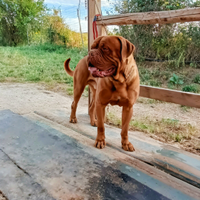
[88,0,200,108]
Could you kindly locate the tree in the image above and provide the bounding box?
[0,0,46,46]
[47,9,70,45]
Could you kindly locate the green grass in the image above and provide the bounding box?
[0,44,199,95]
[193,74,200,84]
[0,44,87,86]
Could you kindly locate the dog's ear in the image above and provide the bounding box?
[118,36,135,62]
[91,36,104,49]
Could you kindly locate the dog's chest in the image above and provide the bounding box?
[109,84,129,106]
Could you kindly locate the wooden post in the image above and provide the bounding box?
[97,23,107,36]
[88,0,101,113]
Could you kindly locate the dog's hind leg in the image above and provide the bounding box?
[69,75,87,123]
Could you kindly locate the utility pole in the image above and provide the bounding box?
[77,0,84,47]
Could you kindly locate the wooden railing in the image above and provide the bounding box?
[96,7,200,25]
[140,86,200,108]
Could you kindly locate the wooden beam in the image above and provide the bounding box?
[96,7,200,26]
[140,85,200,108]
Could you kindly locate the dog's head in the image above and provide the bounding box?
[88,36,135,79]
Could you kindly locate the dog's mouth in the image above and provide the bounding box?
[88,63,116,78]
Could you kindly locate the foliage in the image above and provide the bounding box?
[46,10,71,46]
[114,0,198,13]
[0,2,87,48]
[0,0,46,46]
[46,10,88,47]
[112,0,200,66]
[169,73,184,86]
[193,74,200,84]
[182,84,199,93]
[137,61,200,93]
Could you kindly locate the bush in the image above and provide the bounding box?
[112,0,200,67]
[182,84,199,93]
[169,74,184,86]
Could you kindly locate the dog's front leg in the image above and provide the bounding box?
[121,106,135,152]
[95,102,106,149]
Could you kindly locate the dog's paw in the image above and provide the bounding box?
[90,119,97,127]
[69,117,77,123]
[122,141,135,152]
[95,139,106,149]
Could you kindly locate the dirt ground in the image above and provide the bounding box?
[0,195,6,200]
[0,82,200,155]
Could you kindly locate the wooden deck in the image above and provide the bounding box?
[0,109,199,200]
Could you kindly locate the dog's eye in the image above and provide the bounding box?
[103,47,109,51]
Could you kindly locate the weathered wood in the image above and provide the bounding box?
[88,0,97,50]
[88,0,101,111]
[96,7,200,25]
[140,85,200,108]
[97,24,107,36]
[33,110,200,193]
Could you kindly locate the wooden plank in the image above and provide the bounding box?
[96,7,200,25]
[33,109,200,194]
[140,85,200,108]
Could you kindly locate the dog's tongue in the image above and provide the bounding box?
[88,67,104,78]
[88,67,97,74]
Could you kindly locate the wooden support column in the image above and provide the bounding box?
[88,0,101,113]
[97,24,107,36]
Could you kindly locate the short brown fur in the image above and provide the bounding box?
[64,36,140,151]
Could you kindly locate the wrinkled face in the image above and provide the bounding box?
[88,36,122,78]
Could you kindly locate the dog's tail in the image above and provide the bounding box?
[64,58,74,77]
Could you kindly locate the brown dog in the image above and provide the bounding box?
[64,36,140,151]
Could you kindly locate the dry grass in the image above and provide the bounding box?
[105,111,200,155]
[136,97,163,104]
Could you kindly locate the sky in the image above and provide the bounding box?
[44,0,114,33]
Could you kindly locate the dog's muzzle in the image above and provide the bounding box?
[88,51,117,78]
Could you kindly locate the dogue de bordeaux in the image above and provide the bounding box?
[64,35,140,151]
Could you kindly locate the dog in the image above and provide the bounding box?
[64,36,140,151]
